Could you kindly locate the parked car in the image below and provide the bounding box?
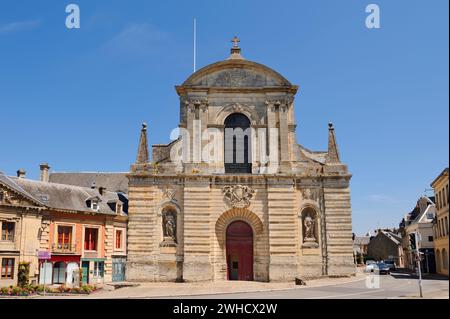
[364,260,377,272]
[375,262,391,275]
[383,260,396,271]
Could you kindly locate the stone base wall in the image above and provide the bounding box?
[126,175,355,282]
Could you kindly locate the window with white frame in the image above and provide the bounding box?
[1,222,15,241]
[1,258,14,279]
[84,228,98,251]
[115,229,124,250]
[91,200,99,211]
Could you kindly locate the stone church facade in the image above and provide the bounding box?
[126,39,355,282]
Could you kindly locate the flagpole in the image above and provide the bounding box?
[193,18,196,73]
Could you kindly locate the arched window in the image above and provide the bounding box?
[443,249,448,270]
[224,113,252,173]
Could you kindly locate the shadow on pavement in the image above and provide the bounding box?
[390,270,449,281]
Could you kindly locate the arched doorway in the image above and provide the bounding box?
[224,113,252,173]
[226,220,253,281]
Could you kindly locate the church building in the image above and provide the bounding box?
[126,38,355,282]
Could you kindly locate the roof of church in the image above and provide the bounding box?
[178,37,295,91]
[49,172,129,194]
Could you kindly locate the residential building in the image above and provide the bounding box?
[431,168,449,276]
[0,164,128,287]
[367,229,404,267]
[399,196,436,273]
[353,234,371,265]
[0,171,45,286]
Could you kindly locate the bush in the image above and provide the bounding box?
[0,286,10,295]
[81,285,93,293]
[0,283,98,296]
[17,262,30,287]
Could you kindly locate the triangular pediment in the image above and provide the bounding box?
[0,184,43,208]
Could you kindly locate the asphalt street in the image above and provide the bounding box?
[163,272,448,299]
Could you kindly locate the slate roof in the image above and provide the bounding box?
[0,172,45,206]
[1,173,125,216]
[381,230,402,245]
[49,172,128,194]
[354,236,371,246]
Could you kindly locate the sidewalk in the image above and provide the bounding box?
[68,272,367,299]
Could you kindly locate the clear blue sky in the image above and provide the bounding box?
[0,0,448,235]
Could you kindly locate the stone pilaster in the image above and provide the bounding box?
[323,178,355,275]
[182,178,212,281]
[267,178,298,281]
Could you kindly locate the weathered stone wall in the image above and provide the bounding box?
[126,175,355,282]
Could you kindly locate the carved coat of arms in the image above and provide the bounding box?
[223,185,255,208]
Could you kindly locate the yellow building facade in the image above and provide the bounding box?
[431,168,449,276]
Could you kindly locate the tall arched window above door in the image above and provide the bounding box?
[224,113,252,173]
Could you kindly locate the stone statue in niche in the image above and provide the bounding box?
[302,210,318,245]
[303,216,315,242]
[161,209,177,247]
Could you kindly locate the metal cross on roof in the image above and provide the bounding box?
[231,36,240,47]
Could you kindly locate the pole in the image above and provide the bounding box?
[415,231,423,298]
[193,18,196,73]
[43,260,46,297]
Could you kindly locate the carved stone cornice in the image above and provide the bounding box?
[265,96,294,112]
[184,97,209,113]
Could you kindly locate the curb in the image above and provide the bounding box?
[97,274,367,299]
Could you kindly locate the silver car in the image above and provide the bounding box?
[364,260,377,272]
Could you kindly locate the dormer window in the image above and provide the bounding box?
[116,203,123,214]
[91,200,99,211]
[86,196,101,211]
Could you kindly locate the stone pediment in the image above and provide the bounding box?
[192,68,280,87]
[0,185,42,208]
[180,60,293,89]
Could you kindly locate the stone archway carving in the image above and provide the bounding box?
[215,208,264,248]
[216,103,259,126]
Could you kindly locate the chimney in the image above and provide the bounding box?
[99,187,106,195]
[40,163,50,182]
[17,169,26,178]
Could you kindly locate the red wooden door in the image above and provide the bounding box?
[226,221,253,281]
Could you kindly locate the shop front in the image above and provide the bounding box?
[81,258,105,284]
[39,255,80,286]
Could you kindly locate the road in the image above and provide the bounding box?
[162,272,448,299]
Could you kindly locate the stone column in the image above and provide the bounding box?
[265,101,279,173]
[279,103,289,163]
[186,100,195,165]
[199,99,209,168]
